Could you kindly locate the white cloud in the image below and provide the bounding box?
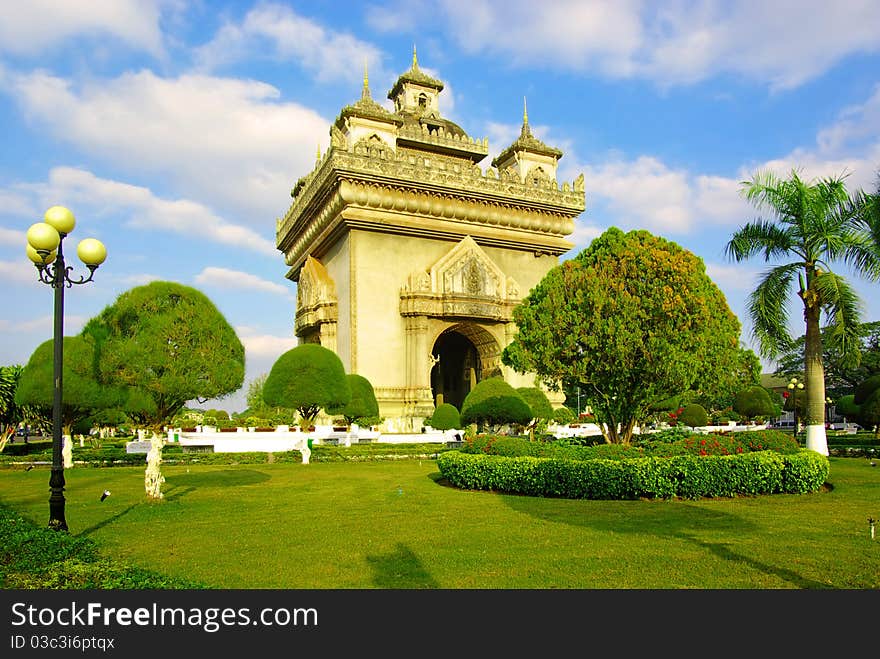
[4,68,330,226]
[438,0,642,77]
[567,222,604,251]
[0,0,168,58]
[32,167,278,256]
[0,259,42,285]
[580,156,694,233]
[377,0,880,89]
[194,2,385,84]
[0,314,87,337]
[195,266,294,298]
[237,330,298,359]
[0,188,37,220]
[116,273,163,287]
[816,85,880,155]
[0,227,26,247]
[704,262,760,293]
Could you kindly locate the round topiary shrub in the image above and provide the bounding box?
[460,378,532,430]
[428,403,461,430]
[552,407,576,424]
[679,403,708,428]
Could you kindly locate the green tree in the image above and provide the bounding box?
[503,227,743,444]
[262,344,350,431]
[427,402,461,431]
[516,386,554,441]
[460,377,532,432]
[326,373,379,426]
[854,376,880,435]
[84,281,245,432]
[835,394,859,422]
[552,406,576,425]
[14,337,112,438]
[245,373,268,411]
[726,169,880,454]
[0,364,24,448]
[733,385,778,422]
[84,281,244,499]
[0,364,23,426]
[774,321,880,396]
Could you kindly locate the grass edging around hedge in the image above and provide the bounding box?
[436,449,830,500]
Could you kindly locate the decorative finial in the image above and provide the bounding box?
[521,96,532,137]
[362,59,371,99]
[412,44,418,69]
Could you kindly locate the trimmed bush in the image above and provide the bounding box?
[325,373,379,425]
[436,447,828,500]
[552,407,576,425]
[460,378,532,429]
[679,403,708,428]
[428,403,461,431]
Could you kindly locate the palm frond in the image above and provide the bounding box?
[815,272,864,369]
[843,191,880,279]
[725,220,795,263]
[747,263,799,360]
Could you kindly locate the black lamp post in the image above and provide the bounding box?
[788,377,804,436]
[26,206,106,532]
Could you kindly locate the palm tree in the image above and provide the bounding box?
[726,169,880,455]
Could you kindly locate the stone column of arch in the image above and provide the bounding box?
[403,315,434,430]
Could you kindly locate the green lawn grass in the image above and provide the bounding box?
[1,456,877,589]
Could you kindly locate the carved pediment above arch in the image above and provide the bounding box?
[399,236,521,320]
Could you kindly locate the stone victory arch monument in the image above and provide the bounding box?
[275,53,586,432]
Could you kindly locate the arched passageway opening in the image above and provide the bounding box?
[430,324,500,412]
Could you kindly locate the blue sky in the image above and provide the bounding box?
[1,0,879,414]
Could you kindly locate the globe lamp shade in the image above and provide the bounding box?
[44,206,76,235]
[26,222,61,252]
[26,244,56,265]
[76,238,107,266]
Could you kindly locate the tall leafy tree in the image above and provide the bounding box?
[726,169,880,454]
[0,364,24,448]
[503,227,743,444]
[14,337,112,438]
[84,281,245,499]
[774,321,880,396]
[262,344,350,430]
[84,281,245,431]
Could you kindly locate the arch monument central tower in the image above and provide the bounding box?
[275,52,586,431]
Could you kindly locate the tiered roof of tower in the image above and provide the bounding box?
[276,51,586,279]
[492,98,563,168]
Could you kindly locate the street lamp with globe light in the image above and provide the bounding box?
[787,377,804,437]
[25,206,106,532]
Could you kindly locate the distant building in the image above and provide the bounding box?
[275,51,586,431]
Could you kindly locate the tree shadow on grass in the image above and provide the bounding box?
[165,469,271,489]
[77,503,141,538]
[365,542,440,589]
[501,494,829,589]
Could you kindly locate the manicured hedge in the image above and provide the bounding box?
[436,448,829,500]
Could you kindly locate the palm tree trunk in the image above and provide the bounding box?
[803,299,829,455]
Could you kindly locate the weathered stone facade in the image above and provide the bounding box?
[276,52,585,431]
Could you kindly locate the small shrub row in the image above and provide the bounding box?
[436,449,829,500]
[0,504,206,589]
